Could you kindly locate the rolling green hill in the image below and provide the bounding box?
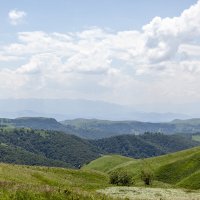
[83,146,200,190]
[82,155,134,173]
[0,147,200,199]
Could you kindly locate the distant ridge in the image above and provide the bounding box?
[61,118,200,139]
[171,118,200,125]
[1,117,200,139]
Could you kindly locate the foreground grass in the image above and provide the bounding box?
[98,186,200,200]
[0,163,116,200]
[1,146,200,199]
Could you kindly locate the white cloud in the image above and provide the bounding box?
[1,1,200,107]
[8,9,27,25]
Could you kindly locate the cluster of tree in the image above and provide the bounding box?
[0,127,99,168]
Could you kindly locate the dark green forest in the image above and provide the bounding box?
[0,127,199,168]
[0,128,99,168]
[91,132,199,158]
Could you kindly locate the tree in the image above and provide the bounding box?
[140,161,154,185]
[109,170,133,186]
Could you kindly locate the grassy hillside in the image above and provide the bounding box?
[155,150,200,189]
[0,163,113,200]
[0,148,200,199]
[83,146,200,190]
[84,155,133,173]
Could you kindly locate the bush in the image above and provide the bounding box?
[109,170,133,186]
[140,168,154,186]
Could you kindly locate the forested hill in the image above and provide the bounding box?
[91,133,199,158]
[0,127,198,168]
[0,127,99,168]
[61,118,200,139]
[0,117,69,132]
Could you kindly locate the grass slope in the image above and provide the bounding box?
[84,146,200,190]
[0,163,112,200]
[1,148,200,199]
[84,155,133,173]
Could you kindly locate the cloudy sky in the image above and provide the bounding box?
[0,0,200,111]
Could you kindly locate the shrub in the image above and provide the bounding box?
[140,168,154,185]
[109,170,133,186]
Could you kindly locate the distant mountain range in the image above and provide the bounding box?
[0,98,190,122]
[1,117,200,139]
[61,118,200,139]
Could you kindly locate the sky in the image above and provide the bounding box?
[0,0,200,113]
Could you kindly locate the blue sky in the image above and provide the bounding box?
[0,0,200,114]
[0,0,197,32]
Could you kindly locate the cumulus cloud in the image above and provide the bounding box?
[8,9,27,25]
[1,1,200,106]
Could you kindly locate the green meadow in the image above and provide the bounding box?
[0,163,113,200]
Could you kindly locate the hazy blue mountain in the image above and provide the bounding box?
[0,99,189,122]
[171,118,200,125]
